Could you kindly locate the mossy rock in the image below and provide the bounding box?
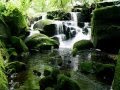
[11,36,29,54]
[0,52,8,90]
[33,20,53,30]
[93,63,115,84]
[80,62,93,74]
[39,76,55,90]
[44,69,51,76]
[43,24,56,37]
[112,53,120,90]
[25,33,59,50]
[92,6,120,53]
[39,68,60,90]
[72,40,93,56]
[56,74,80,90]
[91,51,116,64]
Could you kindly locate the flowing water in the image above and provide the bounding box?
[9,12,112,90]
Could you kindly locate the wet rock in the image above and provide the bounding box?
[33,70,41,76]
[78,22,85,28]
[39,68,60,90]
[82,28,88,35]
[25,33,59,50]
[72,40,93,56]
[70,30,76,37]
[56,75,80,90]
[80,62,93,74]
[44,69,51,76]
[95,63,115,85]
[33,20,53,30]
[43,24,56,37]
[39,76,55,90]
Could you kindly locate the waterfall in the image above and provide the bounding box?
[41,12,47,20]
[54,12,91,49]
[54,21,64,35]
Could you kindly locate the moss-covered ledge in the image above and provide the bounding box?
[91,6,120,53]
[112,53,120,90]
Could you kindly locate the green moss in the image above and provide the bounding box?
[33,20,53,30]
[91,6,120,53]
[3,5,28,36]
[80,62,93,74]
[112,54,120,90]
[25,33,59,50]
[56,74,80,90]
[72,40,93,56]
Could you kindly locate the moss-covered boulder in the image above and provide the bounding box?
[94,63,115,84]
[25,33,59,50]
[112,53,120,90]
[72,40,93,56]
[80,62,93,74]
[33,20,53,30]
[56,75,80,90]
[33,20,56,37]
[92,6,120,53]
[79,61,115,84]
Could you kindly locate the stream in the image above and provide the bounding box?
[9,12,112,90]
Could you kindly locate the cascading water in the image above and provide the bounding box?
[22,11,111,90]
[29,12,47,37]
[54,12,91,49]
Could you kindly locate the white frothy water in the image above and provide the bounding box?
[55,12,91,49]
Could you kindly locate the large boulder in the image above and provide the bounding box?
[72,40,93,56]
[25,33,59,50]
[33,20,53,30]
[56,75,80,90]
[91,6,120,53]
[43,24,56,37]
